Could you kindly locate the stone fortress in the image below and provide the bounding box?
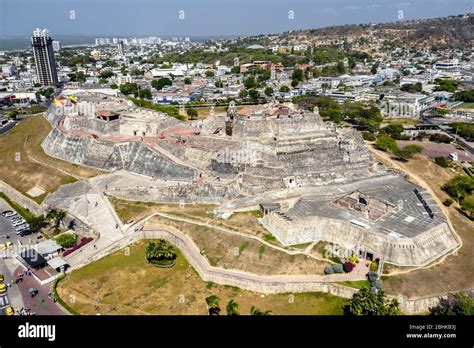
[42,91,460,267]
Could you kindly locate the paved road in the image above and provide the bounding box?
[0,258,24,315]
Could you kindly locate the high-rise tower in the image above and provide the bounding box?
[31,28,58,86]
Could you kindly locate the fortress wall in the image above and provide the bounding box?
[261,213,459,266]
[42,128,196,182]
[42,128,91,164]
[121,142,195,182]
[108,181,240,204]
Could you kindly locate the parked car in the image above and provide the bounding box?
[0,274,3,282]
[19,230,32,237]
[0,283,7,293]
[1,210,13,217]
[4,212,16,218]
[4,306,14,316]
[15,224,29,231]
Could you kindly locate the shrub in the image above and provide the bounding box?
[435,156,449,168]
[443,198,454,206]
[375,134,398,152]
[55,233,77,248]
[370,260,379,272]
[362,131,376,141]
[429,133,452,144]
[343,262,355,273]
[324,266,335,274]
[333,263,344,273]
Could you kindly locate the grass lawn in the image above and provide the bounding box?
[336,280,371,290]
[0,115,101,203]
[370,148,474,298]
[57,240,347,315]
[454,102,474,110]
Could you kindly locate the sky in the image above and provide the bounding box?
[0,0,472,37]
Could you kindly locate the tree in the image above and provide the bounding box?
[264,87,274,97]
[243,76,256,89]
[119,82,138,95]
[184,77,192,85]
[46,209,67,229]
[28,215,47,233]
[7,110,19,119]
[226,299,240,316]
[248,89,259,101]
[145,240,177,265]
[186,108,198,120]
[382,124,404,139]
[434,156,449,168]
[291,68,304,82]
[205,70,215,78]
[343,289,400,316]
[250,306,272,315]
[215,80,223,88]
[205,295,221,315]
[99,70,114,79]
[152,78,172,90]
[430,293,474,315]
[279,85,290,93]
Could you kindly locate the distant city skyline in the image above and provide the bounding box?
[0,0,472,38]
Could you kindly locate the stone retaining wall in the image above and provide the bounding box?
[0,180,43,215]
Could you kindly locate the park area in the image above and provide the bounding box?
[56,240,347,315]
[0,115,101,203]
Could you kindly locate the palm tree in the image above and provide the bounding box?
[205,295,221,316]
[226,299,240,316]
[250,306,272,316]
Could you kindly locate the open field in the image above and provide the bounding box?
[57,240,347,315]
[110,197,274,240]
[370,147,474,298]
[454,102,474,110]
[147,216,329,276]
[0,115,102,203]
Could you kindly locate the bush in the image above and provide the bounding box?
[362,131,376,141]
[435,156,449,168]
[429,133,452,144]
[333,263,344,273]
[343,262,355,273]
[370,260,379,272]
[55,233,77,248]
[443,198,454,206]
[324,266,335,274]
[374,134,398,152]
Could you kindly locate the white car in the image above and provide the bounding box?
[4,212,17,218]
[12,220,26,227]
